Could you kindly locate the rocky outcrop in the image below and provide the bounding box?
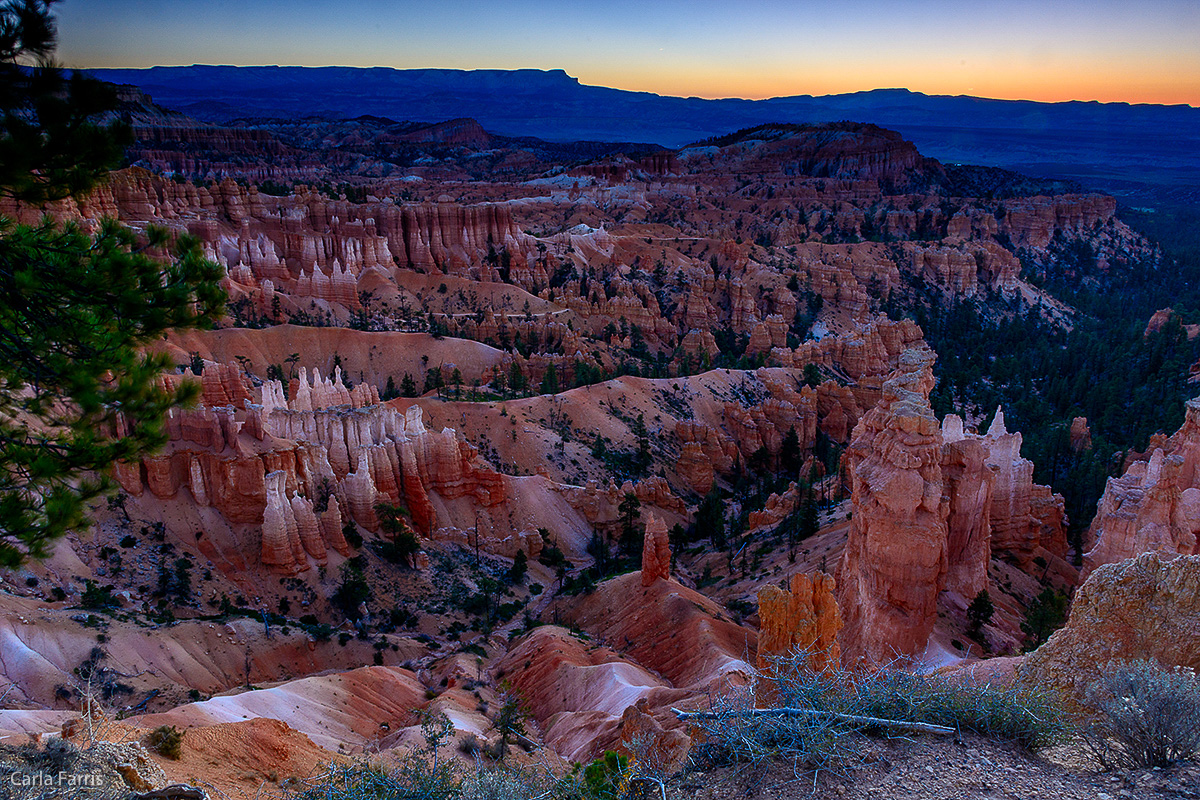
[1085,448,1200,571]
[837,361,1074,662]
[616,698,692,777]
[641,513,671,586]
[981,409,1069,567]
[1070,417,1092,452]
[1086,397,1200,573]
[940,422,995,598]
[756,572,842,686]
[261,470,304,573]
[1019,552,1200,708]
[837,349,948,664]
[746,483,802,530]
[675,441,716,496]
[117,386,522,571]
[997,194,1118,250]
[198,361,255,408]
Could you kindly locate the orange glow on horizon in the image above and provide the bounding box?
[52,0,1200,109]
[579,66,1200,107]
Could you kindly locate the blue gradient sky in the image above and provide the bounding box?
[57,0,1200,105]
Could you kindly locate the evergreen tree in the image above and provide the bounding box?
[693,488,725,548]
[803,363,822,388]
[508,548,527,584]
[1020,587,1068,650]
[798,496,820,542]
[508,362,527,396]
[375,501,420,567]
[423,367,443,395]
[586,530,611,575]
[0,1,224,565]
[1,1,128,204]
[780,426,801,476]
[967,589,994,639]
[617,492,641,556]
[540,362,559,394]
[492,682,529,761]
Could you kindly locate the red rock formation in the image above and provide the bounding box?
[616,698,692,777]
[1070,417,1092,452]
[118,378,542,570]
[640,513,671,586]
[262,470,305,573]
[319,497,352,556]
[940,417,995,599]
[495,626,676,762]
[746,483,800,530]
[836,358,1075,662]
[199,361,254,408]
[562,571,755,690]
[1145,308,1174,337]
[675,442,715,496]
[1085,397,1200,573]
[980,409,1069,568]
[1086,450,1200,572]
[756,572,842,692]
[837,349,947,664]
[998,194,1118,250]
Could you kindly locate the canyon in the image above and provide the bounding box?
[0,101,1193,797]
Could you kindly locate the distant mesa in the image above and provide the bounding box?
[84,65,1200,204]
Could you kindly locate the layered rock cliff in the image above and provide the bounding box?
[837,354,1073,663]
[1085,397,1200,573]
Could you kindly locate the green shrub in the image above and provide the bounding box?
[342,519,363,550]
[691,651,1070,776]
[581,751,628,800]
[1021,587,1069,650]
[332,562,371,619]
[1082,660,1200,769]
[80,579,117,610]
[145,725,184,759]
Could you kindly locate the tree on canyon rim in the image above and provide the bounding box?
[0,0,223,565]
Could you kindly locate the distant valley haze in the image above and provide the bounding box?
[64,0,1200,206]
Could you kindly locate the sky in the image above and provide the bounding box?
[56,0,1200,106]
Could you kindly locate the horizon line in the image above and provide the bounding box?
[80,64,1200,111]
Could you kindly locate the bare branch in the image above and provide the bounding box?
[672,706,956,735]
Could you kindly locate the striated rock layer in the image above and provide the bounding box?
[837,349,949,664]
